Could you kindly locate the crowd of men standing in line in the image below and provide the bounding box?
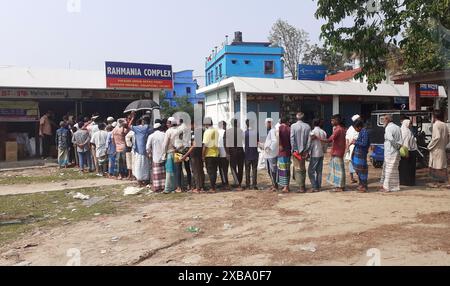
[40,109,450,194]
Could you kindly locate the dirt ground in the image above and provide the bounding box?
[1,156,450,266]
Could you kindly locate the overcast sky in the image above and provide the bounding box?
[0,0,325,86]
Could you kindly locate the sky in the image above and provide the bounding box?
[0,0,325,86]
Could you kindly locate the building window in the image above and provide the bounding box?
[219,64,222,78]
[264,61,275,74]
[245,60,251,65]
[231,59,237,64]
[186,87,191,94]
[215,67,219,80]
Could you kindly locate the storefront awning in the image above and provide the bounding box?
[197,77,447,98]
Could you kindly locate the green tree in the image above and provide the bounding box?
[159,94,195,120]
[315,0,450,90]
[302,44,349,73]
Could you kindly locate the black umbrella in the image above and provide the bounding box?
[124,99,160,114]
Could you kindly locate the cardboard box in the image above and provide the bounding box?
[5,141,18,162]
[5,151,17,162]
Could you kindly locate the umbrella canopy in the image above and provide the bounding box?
[124,100,160,113]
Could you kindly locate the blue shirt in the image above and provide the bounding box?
[354,128,371,156]
[132,125,153,155]
[56,128,70,149]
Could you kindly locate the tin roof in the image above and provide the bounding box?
[197,77,447,98]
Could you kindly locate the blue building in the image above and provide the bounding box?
[165,70,203,106]
[205,32,284,86]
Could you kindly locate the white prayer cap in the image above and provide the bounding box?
[167,117,176,124]
[107,117,114,122]
[265,118,274,123]
[352,114,361,122]
[153,123,161,129]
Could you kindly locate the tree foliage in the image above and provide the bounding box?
[159,95,194,120]
[269,19,310,79]
[315,0,450,90]
[302,44,350,73]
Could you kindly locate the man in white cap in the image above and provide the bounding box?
[264,118,278,191]
[176,118,193,190]
[147,122,166,192]
[107,117,115,129]
[345,114,361,184]
[162,116,181,193]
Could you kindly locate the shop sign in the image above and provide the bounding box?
[298,65,327,81]
[419,84,439,97]
[247,94,278,101]
[0,101,39,122]
[0,89,68,99]
[105,61,173,89]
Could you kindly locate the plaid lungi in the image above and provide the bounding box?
[430,168,448,183]
[152,161,166,192]
[352,147,368,188]
[327,156,346,188]
[277,156,291,187]
[164,153,176,192]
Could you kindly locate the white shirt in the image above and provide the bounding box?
[163,126,181,153]
[218,129,227,158]
[88,123,99,137]
[125,130,135,148]
[177,123,191,148]
[384,122,403,157]
[401,120,418,151]
[146,130,166,163]
[264,128,278,159]
[90,130,108,158]
[345,125,359,159]
[310,127,327,158]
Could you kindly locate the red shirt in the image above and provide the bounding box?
[328,125,346,158]
[278,124,291,157]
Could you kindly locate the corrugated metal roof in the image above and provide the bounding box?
[325,68,362,81]
[197,77,448,98]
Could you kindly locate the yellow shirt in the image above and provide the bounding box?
[202,127,219,157]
